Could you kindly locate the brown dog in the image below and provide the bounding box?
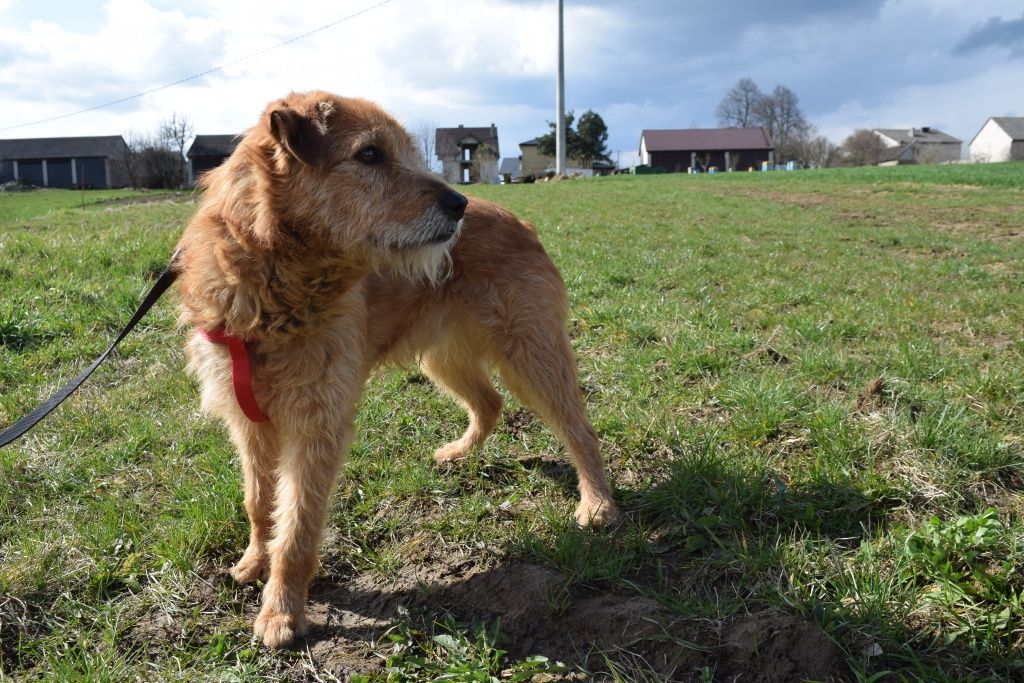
[174,91,617,648]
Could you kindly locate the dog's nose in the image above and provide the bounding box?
[439,189,468,219]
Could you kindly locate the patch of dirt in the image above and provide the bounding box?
[854,377,887,413]
[503,407,537,438]
[741,345,790,365]
[717,609,840,682]
[297,559,701,680]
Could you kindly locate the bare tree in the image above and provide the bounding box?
[840,129,887,166]
[715,77,763,128]
[116,130,149,188]
[757,85,810,162]
[411,120,438,172]
[159,112,194,188]
[789,127,842,168]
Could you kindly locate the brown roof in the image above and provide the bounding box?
[435,125,500,159]
[641,127,773,152]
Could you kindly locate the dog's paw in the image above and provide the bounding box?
[254,606,306,649]
[432,440,471,464]
[575,497,619,527]
[229,547,269,584]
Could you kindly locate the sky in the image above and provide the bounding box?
[0,0,1022,167]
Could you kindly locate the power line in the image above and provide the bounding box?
[0,0,395,133]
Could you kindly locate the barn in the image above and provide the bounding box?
[187,134,241,186]
[639,128,774,173]
[0,136,129,188]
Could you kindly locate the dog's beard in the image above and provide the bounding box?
[372,207,461,285]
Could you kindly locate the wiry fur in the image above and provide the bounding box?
[174,91,618,649]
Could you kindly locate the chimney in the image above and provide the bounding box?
[922,126,932,133]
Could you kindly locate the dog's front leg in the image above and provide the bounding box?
[254,422,351,648]
[228,420,278,584]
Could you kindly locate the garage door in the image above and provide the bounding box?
[19,160,44,186]
[78,158,107,188]
[47,159,73,188]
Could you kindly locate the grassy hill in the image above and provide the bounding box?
[1,165,1022,680]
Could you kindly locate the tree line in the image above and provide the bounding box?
[715,78,908,168]
[118,112,194,189]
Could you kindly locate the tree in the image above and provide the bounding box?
[757,85,810,162]
[412,120,438,172]
[536,109,610,167]
[715,77,763,128]
[117,130,148,188]
[575,110,611,164]
[840,129,886,166]
[159,112,194,188]
[789,127,842,168]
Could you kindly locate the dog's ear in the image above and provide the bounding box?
[267,102,331,169]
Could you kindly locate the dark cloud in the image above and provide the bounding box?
[954,12,1024,58]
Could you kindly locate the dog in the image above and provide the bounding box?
[173,91,618,648]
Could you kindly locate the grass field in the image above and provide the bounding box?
[1,165,1022,681]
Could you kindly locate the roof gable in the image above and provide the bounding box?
[990,117,1024,141]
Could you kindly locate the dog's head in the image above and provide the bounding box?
[223,91,466,282]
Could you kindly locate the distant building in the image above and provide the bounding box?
[187,134,241,185]
[0,136,129,188]
[969,117,1024,163]
[638,128,774,172]
[498,138,613,183]
[872,127,961,165]
[435,125,500,184]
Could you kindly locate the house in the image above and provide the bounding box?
[872,127,961,165]
[499,138,613,183]
[435,125,500,184]
[0,136,129,188]
[187,134,241,185]
[498,156,523,184]
[638,128,774,173]
[969,117,1024,163]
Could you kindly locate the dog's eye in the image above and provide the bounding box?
[356,146,383,165]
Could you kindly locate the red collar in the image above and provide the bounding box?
[201,328,269,423]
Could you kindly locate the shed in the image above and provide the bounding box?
[187,134,241,185]
[638,128,774,172]
[0,136,128,188]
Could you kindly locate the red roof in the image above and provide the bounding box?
[641,127,773,152]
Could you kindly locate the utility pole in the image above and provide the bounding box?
[555,0,566,175]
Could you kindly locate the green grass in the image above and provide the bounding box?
[1,163,1023,680]
[0,187,179,222]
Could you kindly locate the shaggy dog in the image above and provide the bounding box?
[174,91,618,648]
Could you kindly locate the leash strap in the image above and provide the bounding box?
[0,261,180,448]
[200,329,269,423]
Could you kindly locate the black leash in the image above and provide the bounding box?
[0,256,180,448]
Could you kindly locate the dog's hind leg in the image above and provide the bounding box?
[422,346,503,463]
[227,420,278,584]
[497,325,618,527]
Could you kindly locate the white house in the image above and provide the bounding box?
[969,117,1024,163]
[872,127,961,165]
